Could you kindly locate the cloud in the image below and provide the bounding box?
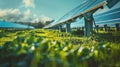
[0,9,21,22]
[22,0,35,8]
[0,0,53,24]
[23,9,31,20]
[0,8,52,23]
[0,9,21,17]
[33,14,40,22]
[21,9,32,22]
[24,9,31,16]
[0,9,32,22]
[32,14,52,23]
[40,15,52,23]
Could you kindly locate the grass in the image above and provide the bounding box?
[0,29,120,67]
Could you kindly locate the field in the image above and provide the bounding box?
[0,29,120,67]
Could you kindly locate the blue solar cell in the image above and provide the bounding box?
[95,11,120,21]
[57,1,90,22]
[94,7,120,17]
[63,0,104,20]
[94,7,120,25]
[51,0,105,26]
[72,0,98,16]
[50,0,89,26]
[96,18,120,24]
[0,21,34,29]
[107,0,120,8]
[44,0,120,28]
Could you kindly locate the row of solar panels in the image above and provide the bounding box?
[44,0,107,28]
[95,7,120,24]
[44,0,120,28]
[0,21,34,29]
[71,7,120,27]
[72,7,120,26]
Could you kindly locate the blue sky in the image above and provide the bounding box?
[0,0,87,22]
[35,0,87,19]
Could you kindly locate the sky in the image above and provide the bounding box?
[0,0,87,23]
[0,0,120,27]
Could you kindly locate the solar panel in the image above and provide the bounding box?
[94,7,120,24]
[107,0,120,8]
[0,21,34,29]
[96,18,120,24]
[47,1,90,27]
[44,0,106,28]
[94,7,120,17]
[71,0,101,17]
[95,11,120,21]
[44,0,120,28]
[57,1,90,22]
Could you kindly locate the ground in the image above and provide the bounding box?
[0,29,120,67]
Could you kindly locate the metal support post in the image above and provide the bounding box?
[66,23,71,33]
[104,24,107,32]
[59,25,62,32]
[83,12,94,36]
[115,23,119,31]
[96,25,99,32]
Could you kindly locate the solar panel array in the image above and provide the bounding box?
[0,21,34,29]
[44,0,106,28]
[94,7,120,24]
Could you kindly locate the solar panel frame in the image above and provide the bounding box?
[44,0,107,28]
